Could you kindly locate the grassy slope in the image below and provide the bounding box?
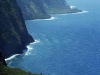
[0,66,41,75]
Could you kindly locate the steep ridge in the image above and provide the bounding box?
[0,0,34,58]
[17,0,82,20]
[42,0,82,14]
[16,0,51,20]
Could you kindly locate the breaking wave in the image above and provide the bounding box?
[5,54,20,61]
[33,17,57,21]
[44,17,57,20]
[25,39,41,55]
[5,39,41,62]
[72,10,89,14]
[70,6,76,9]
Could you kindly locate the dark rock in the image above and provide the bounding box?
[16,0,51,20]
[0,0,34,58]
[16,0,82,20]
[0,50,7,66]
[42,0,82,14]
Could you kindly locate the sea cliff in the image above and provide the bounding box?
[16,0,51,20]
[0,50,7,66]
[42,0,82,14]
[17,0,82,20]
[0,0,82,74]
[0,0,34,58]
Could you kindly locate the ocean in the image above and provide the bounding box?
[6,1,100,75]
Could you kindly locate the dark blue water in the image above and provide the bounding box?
[6,1,100,75]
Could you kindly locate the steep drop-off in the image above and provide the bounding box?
[17,0,82,20]
[0,50,7,66]
[16,0,51,20]
[0,0,34,58]
[42,0,82,14]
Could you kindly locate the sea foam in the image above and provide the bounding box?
[33,17,57,21]
[70,5,88,14]
[44,17,57,20]
[56,10,88,16]
[25,45,33,55]
[70,6,76,9]
[5,39,41,60]
[25,39,41,55]
[30,39,41,45]
[72,10,89,14]
[5,54,20,61]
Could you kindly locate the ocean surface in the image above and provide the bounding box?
[6,1,100,75]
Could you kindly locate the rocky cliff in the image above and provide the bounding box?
[16,0,82,20]
[16,0,51,20]
[42,0,82,14]
[0,50,7,66]
[0,0,34,58]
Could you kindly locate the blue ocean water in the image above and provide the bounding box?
[6,1,100,75]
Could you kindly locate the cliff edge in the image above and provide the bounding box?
[17,0,82,20]
[16,0,51,20]
[0,0,34,58]
[42,0,82,14]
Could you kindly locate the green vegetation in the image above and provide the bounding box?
[0,66,41,75]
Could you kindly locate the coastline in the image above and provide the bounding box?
[5,39,40,65]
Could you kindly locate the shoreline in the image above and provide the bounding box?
[5,39,40,65]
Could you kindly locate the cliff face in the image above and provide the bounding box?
[0,50,7,66]
[16,0,82,20]
[42,0,82,14]
[16,0,51,20]
[0,0,34,58]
